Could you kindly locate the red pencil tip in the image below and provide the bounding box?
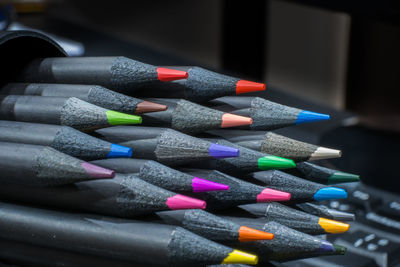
[157,67,188,82]
[236,80,266,94]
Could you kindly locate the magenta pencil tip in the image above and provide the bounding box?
[166,194,206,210]
[81,162,115,179]
[191,177,230,192]
[256,188,291,202]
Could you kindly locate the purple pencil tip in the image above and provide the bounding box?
[81,162,115,179]
[208,143,239,158]
[318,240,335,253]
[191,177,230,192]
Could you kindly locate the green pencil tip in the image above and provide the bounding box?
[257,156,296,170]
[333,244,347,255]
[328,171,360,184]
[106,110,142,125]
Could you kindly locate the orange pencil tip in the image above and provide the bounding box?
[238,226,274,242]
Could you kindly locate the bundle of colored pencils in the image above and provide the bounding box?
[0,48,360,266]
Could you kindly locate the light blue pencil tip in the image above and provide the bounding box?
[314,187,348,201]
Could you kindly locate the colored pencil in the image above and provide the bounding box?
[221,219,345,262]
[0,142,114,186]
[190,139,296,175]
[0,120,132,160]
[251,170,347,202]
[238,202,350,235]
[90,158,229,193]
[1,83,168,114]
[296,202,355,221]
[0,95,142,131]
[133,66,266,102]
[233,132,341,162]
[16,56,189,90]
[0,202,258,265]
[0,173,206,216]
[209,96,330,130]
[182,169,291,209]
[154,209,274,242]
[288,161,360,184]
[0,238,140,267]
[94,126,239,165]
[140,98,252,133]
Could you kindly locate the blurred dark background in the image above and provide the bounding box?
[1,0,400,192]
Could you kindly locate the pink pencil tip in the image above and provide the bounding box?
[81,162,115,179]
[256,188,291,202]
[166,194,206,210]
[191,177,230,192]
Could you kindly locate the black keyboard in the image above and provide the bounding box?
[279,183,400,267]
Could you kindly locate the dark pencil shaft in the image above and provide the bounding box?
[90,158,146,173]
[1,83,91,99]
[17,57,114,85]
[0,239,139,267]
[0,201,176,265]
[0,95,63,123]
[0,120,60,145]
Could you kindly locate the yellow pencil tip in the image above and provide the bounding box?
[222,249,259,265]
[318,217,350,234]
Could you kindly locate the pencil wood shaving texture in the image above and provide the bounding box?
[240,202,326,234]
[168,99,223,133]
[138,160,194,191]
[0,143,112,186]
[248,97,301,130]
[110,57,158,88]
[260,132,319,161]
[179,67,238,101]
[51,126,114,159]
[157,209,240,241]
[233,221,330,262]
[141,129,214,165]
[1,83,143,114]
[0,121,118,160]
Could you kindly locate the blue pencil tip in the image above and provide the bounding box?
[318,240,335,253]
[295,110,330,124]
[107,144,133,158]
[313,187,348,201]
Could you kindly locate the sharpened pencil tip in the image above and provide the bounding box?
[221,113,253,128]
[106,110,142,125]
[238,226,274,242]
[166,194,206,210]
[236,80,266,94]
[107,144,133,158]
[81,162,115,179]
[136,100,168,113]
[295,110,330,124]
[310,146,342,161]
[222,249,258,265]
[208,143,239,158]
[257,156,296,170]
[318,218,350,234]
[257,188,291,202]
[314,187,348,201]
[156,67,188,82]
[191,177,229,192]
[328,171,360,184]
[319,240,335,252]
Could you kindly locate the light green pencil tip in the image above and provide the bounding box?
[106,110,142,125]
[258,155,296,170]
[328,171,360,184]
